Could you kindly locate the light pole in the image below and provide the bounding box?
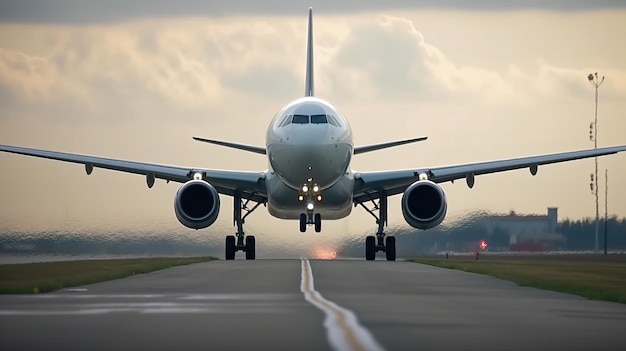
[588,72,604,251]
[604,169,608,255]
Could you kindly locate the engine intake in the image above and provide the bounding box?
[174,180,220,229]
[401,180,447,230]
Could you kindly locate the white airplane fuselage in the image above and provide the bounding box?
[265,97,355,220]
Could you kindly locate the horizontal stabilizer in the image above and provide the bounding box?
[354,137,428,155]
[193,137,266,155]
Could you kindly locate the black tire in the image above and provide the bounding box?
[365,236,376,261]
[314,213,321,232]
[299,213,307,233]
[225,235,236,260]
[245,236,256,260]
[385,236,396,261]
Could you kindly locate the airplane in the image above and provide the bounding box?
[1,8,625,261]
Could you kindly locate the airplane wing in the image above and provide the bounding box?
[353,145,626,203]
[192,137,266,155]
[0,144,267,202]
[354,137,428,155]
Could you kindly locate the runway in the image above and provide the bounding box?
[2,259,626,351]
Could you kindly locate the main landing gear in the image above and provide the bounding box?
[358,194,396,261]
[225,192,262,260]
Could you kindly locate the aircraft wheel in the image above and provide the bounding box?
[299,213,307,232]
[245,236,256,260]
[385,236,396,261]
[314,213,321,232]
[365,236,376,261]
[225,235,236,260]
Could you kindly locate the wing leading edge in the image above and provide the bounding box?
[191,136,428,156]
[354,137,427,155]
[0,144,267,203]
[193,137,266,155]
[353,145,626,203]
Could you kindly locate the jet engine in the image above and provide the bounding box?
[174,180,220,229]
[401,180,447,230]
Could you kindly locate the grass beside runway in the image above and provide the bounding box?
[0,257,216,294]
[409,255,626,304]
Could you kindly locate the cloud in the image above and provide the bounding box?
[1,1,625,24]
[324,15,535,106]
[331,16,435,96]
[2,14,626,126]
[0,20,290,125]
[0,48,84,102]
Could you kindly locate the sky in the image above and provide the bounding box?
[0,1,625,251]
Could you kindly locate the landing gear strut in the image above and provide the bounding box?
[358,194,396,261]
[226,191,261,260]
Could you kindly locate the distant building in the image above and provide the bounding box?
[484,207,565,251]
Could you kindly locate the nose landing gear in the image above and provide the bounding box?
[358,194,396,261]
[298,181,322,233]
[299,209,322,233]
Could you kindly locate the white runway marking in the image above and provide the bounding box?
[0,293,299,316]
[300,258,385,351]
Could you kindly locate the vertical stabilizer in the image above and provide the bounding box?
[305,8,314,97]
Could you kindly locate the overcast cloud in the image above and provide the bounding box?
[1,0,625,24]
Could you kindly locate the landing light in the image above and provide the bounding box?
[316,195,322,202]
[313,185,319,193]
[302,185,309,193]
[307,203,314,211]
[193,172,203,180]
[298,195,304,201]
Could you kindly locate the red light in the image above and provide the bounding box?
[479,239,488,250]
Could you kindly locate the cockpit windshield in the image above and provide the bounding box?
[292,114,309,124]
[279,113,341,127]
[310,114,327,124]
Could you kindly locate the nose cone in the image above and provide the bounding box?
[266,97,353,190]
[269,141,352,190]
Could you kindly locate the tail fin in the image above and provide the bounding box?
[305,7,314,97]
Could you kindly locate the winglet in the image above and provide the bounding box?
[305,7,314,97]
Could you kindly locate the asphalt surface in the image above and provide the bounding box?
[1,259,626,351]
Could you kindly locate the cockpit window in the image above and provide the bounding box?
[279,114,292,127]
[310,114,327,124]
[279,113,341,127]
[327,114,341,127]
[292,114,309,124]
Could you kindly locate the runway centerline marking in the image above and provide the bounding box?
[300,258,385,351]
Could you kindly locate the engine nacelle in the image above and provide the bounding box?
[401,180,447,230]
[174,180,220,229]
